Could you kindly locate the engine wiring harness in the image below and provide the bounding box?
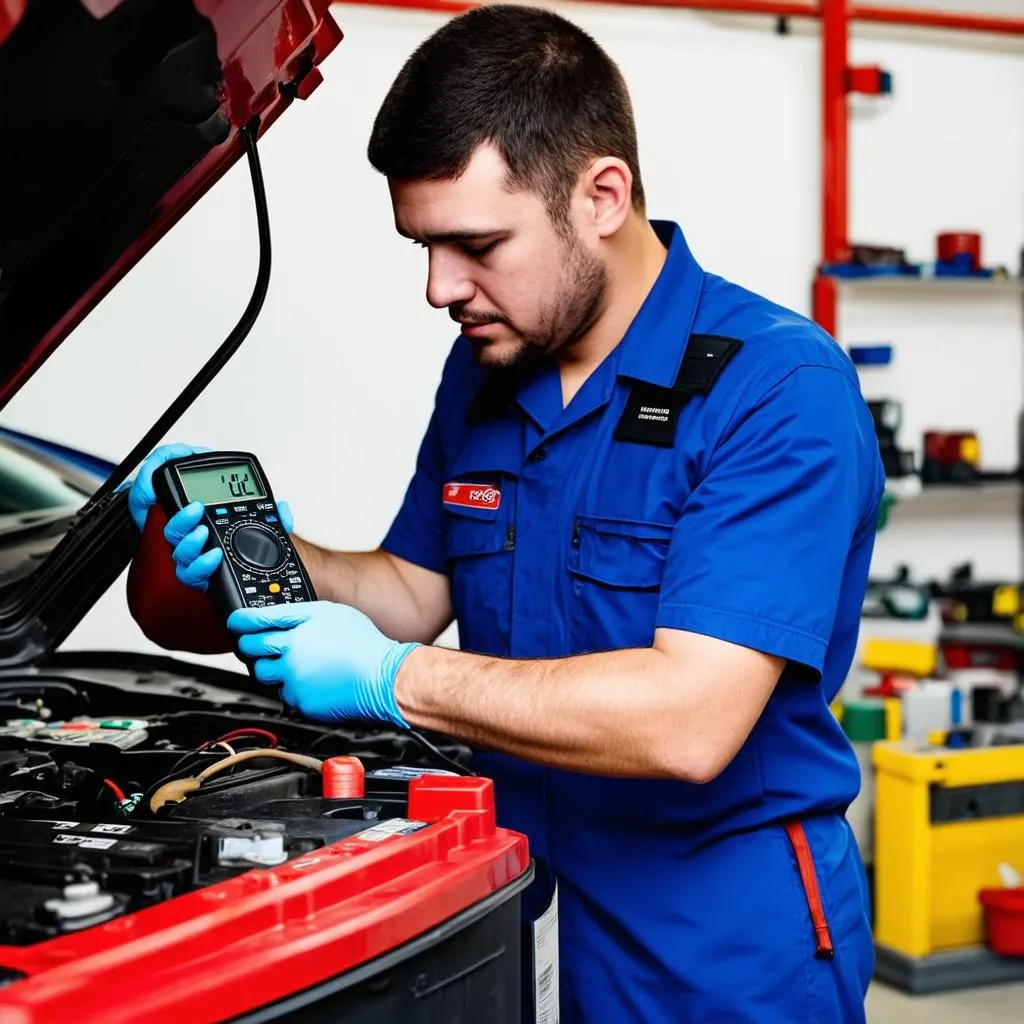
[149,747,323,811]
[140,727,288,813]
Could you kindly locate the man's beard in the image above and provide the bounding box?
[459,234,608,371]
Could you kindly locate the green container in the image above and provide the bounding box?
[842,699,888,742]
[876,491,897,532]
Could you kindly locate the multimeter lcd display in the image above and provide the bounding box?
[178,463,266,505]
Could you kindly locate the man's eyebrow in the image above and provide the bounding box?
[399,228,507,244]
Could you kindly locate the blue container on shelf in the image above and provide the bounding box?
[934,254,994,278]
[849,345,893,366]
[821,262,921,278]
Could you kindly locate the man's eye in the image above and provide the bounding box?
[464,241,499,258]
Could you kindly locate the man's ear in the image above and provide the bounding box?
[579,157,632,238]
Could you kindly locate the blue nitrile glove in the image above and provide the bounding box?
[162,498,294,592]
[226,602,419,728]
[125,443,212,532]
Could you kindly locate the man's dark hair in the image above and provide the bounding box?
[367,5,645,220]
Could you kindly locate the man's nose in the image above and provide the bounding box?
[426,248,474,310]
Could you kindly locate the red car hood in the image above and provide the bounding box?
[0,0,342,410]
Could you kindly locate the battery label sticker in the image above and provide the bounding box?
[53,835,118,849]
[366,767,458,781]
[356,818,426,842]
[533,885,560,1024]
[443,482,501,511]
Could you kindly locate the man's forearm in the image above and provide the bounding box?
[393,638,772,782]
[290,535,366,605]
[291,536,448,644]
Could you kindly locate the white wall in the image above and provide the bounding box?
[2,1,1022,674]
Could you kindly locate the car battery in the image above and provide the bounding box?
[0,772,533,1024]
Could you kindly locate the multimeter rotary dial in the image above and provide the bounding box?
[226,522,285,571]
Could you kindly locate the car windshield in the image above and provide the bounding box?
[0,441,88,533]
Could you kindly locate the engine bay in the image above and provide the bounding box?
[0,654,471,949]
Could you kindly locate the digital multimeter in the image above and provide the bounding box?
[153,451,317,616]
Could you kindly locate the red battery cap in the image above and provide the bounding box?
[322,756,365,799]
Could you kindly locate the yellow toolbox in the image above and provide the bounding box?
[872,737,1024,992]
[861,638,937,678]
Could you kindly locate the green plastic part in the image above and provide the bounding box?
[876,492,897,532]
[841,699,888,742]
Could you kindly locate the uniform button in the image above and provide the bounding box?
[268,583,281,594]
[527,448,548,463]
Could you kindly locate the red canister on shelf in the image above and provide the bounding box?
[937,232,982,272]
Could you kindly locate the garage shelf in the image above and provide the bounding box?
[938,621,1024,652]
[885,479,1022,519]
[830,276,1024,297]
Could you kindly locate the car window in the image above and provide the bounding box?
[0,442,87,521]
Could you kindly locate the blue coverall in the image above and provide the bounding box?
[382,220,884,1022]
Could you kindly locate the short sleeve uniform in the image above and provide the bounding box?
[382,222,883,1023]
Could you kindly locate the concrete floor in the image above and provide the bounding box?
[866,980,1024,1022]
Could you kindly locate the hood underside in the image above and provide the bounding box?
[0,0,341,410]
[0,0,342,673]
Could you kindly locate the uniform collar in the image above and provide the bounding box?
[614,220,705,388]
[466,219,704,426]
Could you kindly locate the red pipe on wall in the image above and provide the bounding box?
[342,0,475,11]
[814,0,849,335]
[592,0,817,13]
[343,0,1024,34]
[813,272,838,338]
[343,0,820,14]
[821,0,849,267]
[342,0,823,15]
[853,5,1024,36]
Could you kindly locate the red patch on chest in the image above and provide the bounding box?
[443,482,501,511]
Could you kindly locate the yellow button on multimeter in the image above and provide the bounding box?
[269,583,281,594]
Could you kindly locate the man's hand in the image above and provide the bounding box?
[226,602,420,728]
[124,442,211,531]
[163,499,294,592]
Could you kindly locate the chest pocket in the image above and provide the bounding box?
[568,514,675,652]
[443,429,519,656]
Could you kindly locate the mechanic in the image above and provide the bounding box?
[127,7,884,1021]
